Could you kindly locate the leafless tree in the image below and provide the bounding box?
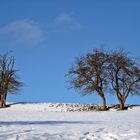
[67,49,109,110]
[0,53,22,108]
[108,50,140,110]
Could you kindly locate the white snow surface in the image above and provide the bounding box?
[0,102,139,140]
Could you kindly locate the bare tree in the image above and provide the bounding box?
[67,49,109,110]
[108,50,140,110]
[0,53,22,108]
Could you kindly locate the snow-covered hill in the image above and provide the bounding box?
[0,103,139,140]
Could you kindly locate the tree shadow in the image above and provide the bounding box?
[0,120,102,126]
[8,102,38,106]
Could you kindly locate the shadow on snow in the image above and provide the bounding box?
[0,120,102,126]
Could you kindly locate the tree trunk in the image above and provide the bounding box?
[5,93,7,106]
[119,99,125,110]
[0,94,6,108]
[98,89,107,110]
[101,95,107,110]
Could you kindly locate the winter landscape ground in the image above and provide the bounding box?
[0,103,139,140]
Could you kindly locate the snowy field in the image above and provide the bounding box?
[0,103,139,140]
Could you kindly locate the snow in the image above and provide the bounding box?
[0,103,139,140]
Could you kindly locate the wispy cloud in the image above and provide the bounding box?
[48,12,82,32]
[0,20,44,47]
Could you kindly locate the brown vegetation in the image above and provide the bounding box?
[67,48,140,110]
[0,53,22,108]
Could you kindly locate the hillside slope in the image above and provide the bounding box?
[0,103,139,140]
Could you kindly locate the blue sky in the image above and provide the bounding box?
[0,0,140,104]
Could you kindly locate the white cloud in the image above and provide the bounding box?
[0,20,44,47]
[49,12,82,32]
[54,13,73,25]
